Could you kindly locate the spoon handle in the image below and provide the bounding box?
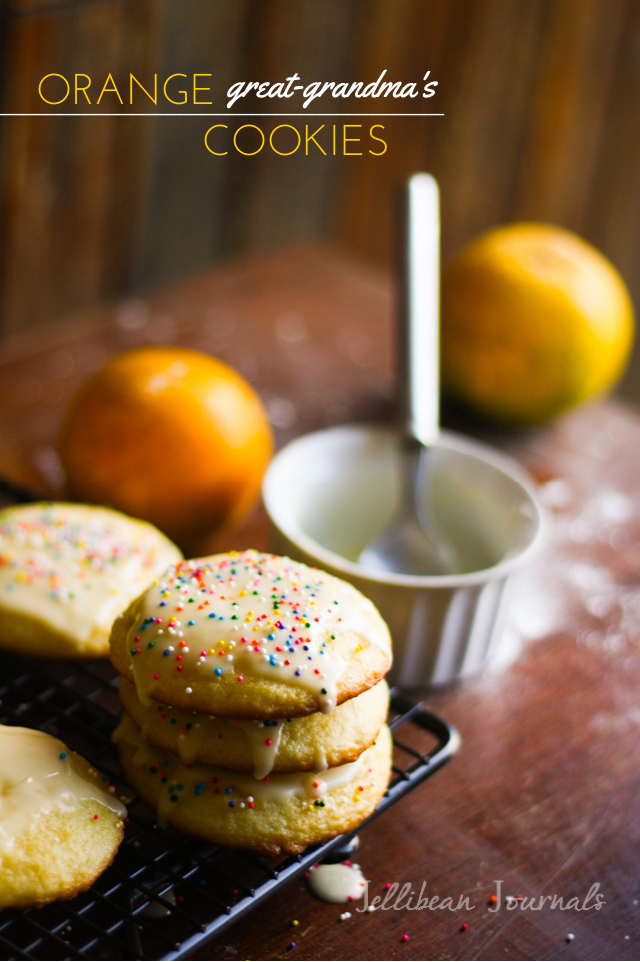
[401,172,440,447]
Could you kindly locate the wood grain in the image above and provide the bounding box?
[5,0,640,411]
[0,0,160,337]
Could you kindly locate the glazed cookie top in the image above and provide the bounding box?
[0,503,182,646]
[0,725,126,854]
[111,551,392,718]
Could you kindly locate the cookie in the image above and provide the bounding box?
[0,725,126,910]
[0,502,182,659]
[114,712,392,857]
[118,676,389,777]
[110,551,392,718]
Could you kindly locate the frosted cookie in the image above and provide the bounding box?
[0,725,126,910]
[114,712,391,857]
[110,551,392,719]
[0,502,182,659]
[119,676,389,777]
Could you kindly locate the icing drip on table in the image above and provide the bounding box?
[0,725,126,853]
[0,503,179,644]
[307,862,368,903]
[126,550,387,713]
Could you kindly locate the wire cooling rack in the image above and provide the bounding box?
[0,648,459,961]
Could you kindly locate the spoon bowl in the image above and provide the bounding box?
[358,442,456,575]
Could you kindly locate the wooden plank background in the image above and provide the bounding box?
[2,0,640,398]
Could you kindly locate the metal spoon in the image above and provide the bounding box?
[358,173,456,576]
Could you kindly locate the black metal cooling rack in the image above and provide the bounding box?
[0,650,459,962]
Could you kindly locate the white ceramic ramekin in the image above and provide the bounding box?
[262,424,547,687]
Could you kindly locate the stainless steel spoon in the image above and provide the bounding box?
[358,173,456,576]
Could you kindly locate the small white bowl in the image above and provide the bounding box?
[262,424,548,687]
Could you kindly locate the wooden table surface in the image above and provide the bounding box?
[1,246,639,961]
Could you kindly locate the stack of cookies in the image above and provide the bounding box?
[111,550,393,856]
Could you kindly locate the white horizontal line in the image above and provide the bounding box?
[0,112,444,117]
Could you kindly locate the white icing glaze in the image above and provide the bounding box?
[126,551,388,713]
[308,862,367,903]
[174,721,205,766]
[241,720,283,779]
[0,503,180,645]
[313,745,328,773]
[133,688,287,777]
[172,714,283,779]
[0,725,126,853]
[139,699,285,777]
[226,754,363,802]
[114,713,369,810]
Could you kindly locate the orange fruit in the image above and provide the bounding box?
[441,223,634,424]
[58,347,273,549]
